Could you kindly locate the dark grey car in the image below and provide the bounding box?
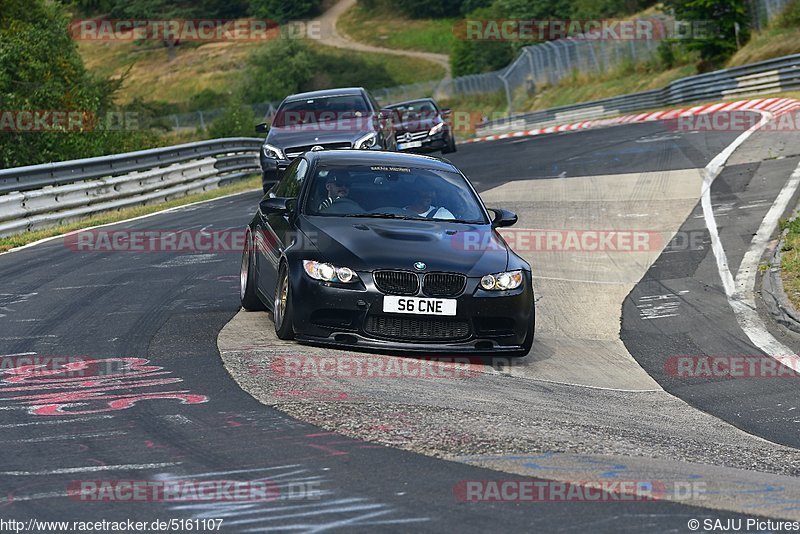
[256,87,397,193]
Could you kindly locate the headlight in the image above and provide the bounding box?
[354,132,377,150]
[303,260,359,284]
[480,270,523,291]
[262,143,284,159]
[429,122,446,136]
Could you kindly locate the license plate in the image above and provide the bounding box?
[383,296,457,316]
[397,141,423,150]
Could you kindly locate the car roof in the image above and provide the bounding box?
[304,150,457,172]
[385,98,436,108]
[284,88,366,102]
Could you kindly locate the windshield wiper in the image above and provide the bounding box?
[343,213,417,220]
[342,213,484,224]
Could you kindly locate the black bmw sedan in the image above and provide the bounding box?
[240,150,534,356]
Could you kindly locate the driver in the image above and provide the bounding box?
[405,183,455,219]
[318,170,352,211]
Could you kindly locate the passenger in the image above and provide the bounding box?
[405,184,455,219]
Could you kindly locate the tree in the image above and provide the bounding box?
[249,0,321,23]
[0,0,157,167]
[394,0,464,18]
[664,0,750,68]
[450,4,516,76]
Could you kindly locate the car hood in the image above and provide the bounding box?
[267,120,374,148]
[300,216,509,276]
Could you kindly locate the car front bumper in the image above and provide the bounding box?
[287,265,534,354]
[396,131,450,153]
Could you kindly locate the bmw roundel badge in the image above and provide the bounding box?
[414,261,427,271]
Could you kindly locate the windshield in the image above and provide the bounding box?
[385,100,438,122]
[304,164,488,223]
[273,95,370,127]
[385,100,437,114]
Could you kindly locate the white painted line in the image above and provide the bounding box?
[0,335,57,340]
[510,374,662,393]
[0,431,128,443]
[730,161,800,369]
[701,111,800,370]
[701,111,772,297]
[0,415,114,428]
[157,465,303,479]
[0,352,36,358]
[0,462,181,475]
[0,462,183,477]
[3,491,71,503]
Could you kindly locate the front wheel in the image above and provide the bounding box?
[241,231,266,311]
[442,132,457,154]
[273,263,295,340]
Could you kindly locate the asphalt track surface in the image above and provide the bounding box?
[621,124,800,447]
[1,115,797,531]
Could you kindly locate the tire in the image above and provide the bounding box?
[240,230,266,311]
[273,263,295,340]
[442,132,457,154]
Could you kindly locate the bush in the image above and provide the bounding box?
[305,49,398,91]
[451,39,514,76]
[207,96,256,138]
[249,0,321,23]
[657,41,676,69]
[240,39,314,103]
[241,39,405,103]
[188,89,226,112]
[776,0,800,28]
[394,0,464,18]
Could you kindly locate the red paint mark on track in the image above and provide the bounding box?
[0,357,208,416]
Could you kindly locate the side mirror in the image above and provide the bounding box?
[255,122,270,134]
[440,108,452,116]
[259,196,292,215]
[378,109,394,120]
[489,208,518,228]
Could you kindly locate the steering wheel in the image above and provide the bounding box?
[323,197,365,215]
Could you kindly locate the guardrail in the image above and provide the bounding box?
[477,53,800,136]
[0,138,263,237]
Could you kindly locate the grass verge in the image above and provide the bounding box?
[308,43,445,87]
[781,216,800,310]
[337,2,457,55]
[79,40,262,105]
[523,63,697,111]
[443,63,698,138]
[79,36,445,106]
[727,26,800,67]
[0,175,261,254]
